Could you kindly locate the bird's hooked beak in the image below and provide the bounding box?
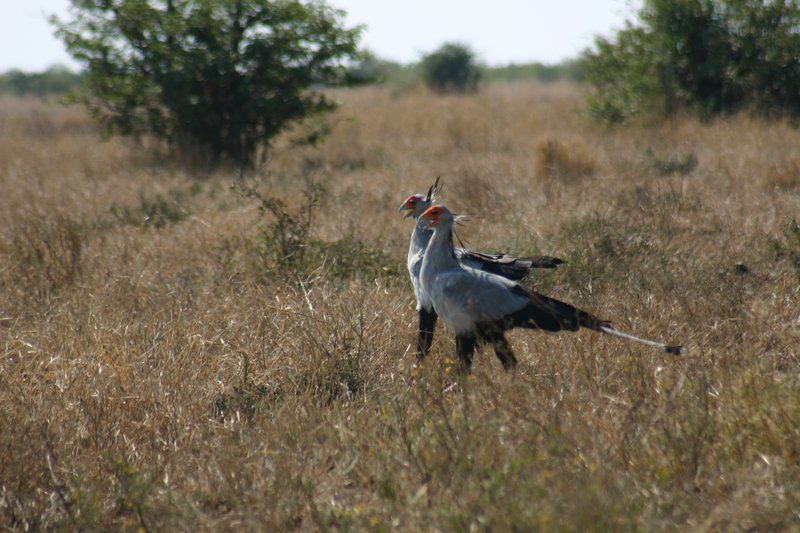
[398,202,415,218]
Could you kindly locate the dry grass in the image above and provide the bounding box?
[764,157,800,191]
[535,137,598,183]
[1,84,799,530]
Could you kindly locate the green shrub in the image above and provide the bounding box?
[345,50,403,85]
[421,43,482,94]
[482,59,586,84]
[584,0,800,123]
[109,185,201,229]
[0,65,83,97]
[238,180,398,282]
[53,0,361,168]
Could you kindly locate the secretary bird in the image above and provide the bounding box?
[399,178,564,360]
[419,204,684,372]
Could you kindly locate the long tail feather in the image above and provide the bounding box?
[599,326,684,354]
[522,255,565,269]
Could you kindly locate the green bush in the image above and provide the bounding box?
[0,65,83,97]
[421,43,482,93]
[345,50,403,85]
[108,184,202,229]
[584,0,800,124]
[53,0,360,168]
[482,59,586,84]
[238,180,398,282]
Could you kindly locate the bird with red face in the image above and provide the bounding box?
[419,204,684,372]
[398,178,563,360]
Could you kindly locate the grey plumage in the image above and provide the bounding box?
[399,179,563,359]
[418,204,684,371]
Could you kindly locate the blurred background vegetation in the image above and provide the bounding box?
[1,0,798,160]
[0,65,84,98]
[585,0,800,124]
[0,51,583,98]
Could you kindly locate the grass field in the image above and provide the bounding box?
[1,83,799,530]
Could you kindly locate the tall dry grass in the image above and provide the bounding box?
[1,84,799,530]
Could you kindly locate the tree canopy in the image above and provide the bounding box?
[420,43,482,94]
[53,0,361,168]
[0,66,83,97]
[584,0,800,124]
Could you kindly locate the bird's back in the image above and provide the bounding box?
[431,263,609,335]
[430,265,529,334]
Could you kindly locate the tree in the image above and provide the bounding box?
[421,43,481,94]
[53,0,361,168]
[584,0,800,124]
[0,65,83,98]
[344,50,402,86]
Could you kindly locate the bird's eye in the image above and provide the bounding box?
[408,197,416,204]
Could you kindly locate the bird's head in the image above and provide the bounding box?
[398,177,442,219]
[420,204,455,229]
[397,194,429,218]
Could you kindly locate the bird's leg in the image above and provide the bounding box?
[416,308,438,361]
[491,333,517,371]
[479,325,517,371]
[455,333,476,373]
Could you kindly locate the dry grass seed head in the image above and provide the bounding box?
[1,211,85,311]
[763,157,800,191]
[535,136,597,183]
[449,166,507,215]
[2,84,800,530]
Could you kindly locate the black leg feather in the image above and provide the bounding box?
[416,307,438,360]
[455,333,476,373]
[478,325,517,371]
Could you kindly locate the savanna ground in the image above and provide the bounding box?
[1,82,799,530]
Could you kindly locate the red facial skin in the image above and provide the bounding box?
[421,206,444,227]
[403,196,419,209]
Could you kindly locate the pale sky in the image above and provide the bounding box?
[0,0,639,72]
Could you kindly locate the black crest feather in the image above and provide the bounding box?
[426,176,442,203]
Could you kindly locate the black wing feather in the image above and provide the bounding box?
[505,285,611,332]
[459,249,565,281]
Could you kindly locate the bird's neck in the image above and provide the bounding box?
[425,223,459,268]
[410,215,432,254]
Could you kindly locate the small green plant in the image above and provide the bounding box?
[308,237,400,280]
[237,179,399,282]
[213,353,273,421]
[111,460,153,531]
[240,179,323,278]
[110,193,181,229]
